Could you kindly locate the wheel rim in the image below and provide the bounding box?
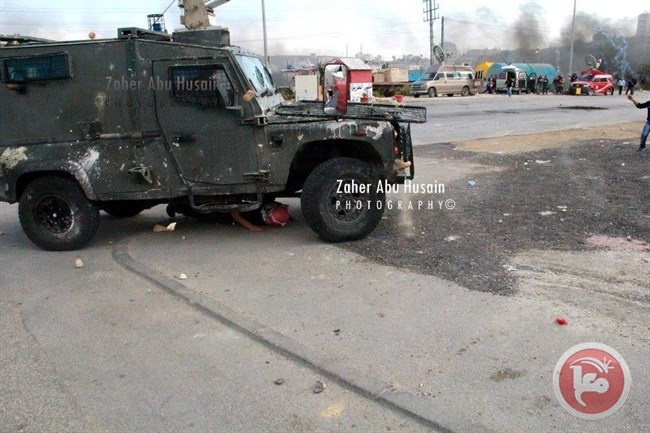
[34,196,73,234]
[325,180,368,225]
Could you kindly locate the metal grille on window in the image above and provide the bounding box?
[2,52,71,83]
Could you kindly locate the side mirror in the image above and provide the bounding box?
[323,64,348,116]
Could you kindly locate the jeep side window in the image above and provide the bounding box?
[1,52,71,84]
[169,65,234,108]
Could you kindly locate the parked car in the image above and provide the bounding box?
[410,65,477,97]
[570,73,614,95]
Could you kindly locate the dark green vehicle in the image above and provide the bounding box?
[0,27,425,251]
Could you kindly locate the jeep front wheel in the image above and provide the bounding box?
[301,158,385,242]
[19,176,100,251]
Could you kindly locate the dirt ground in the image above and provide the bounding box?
[343,123,649,295]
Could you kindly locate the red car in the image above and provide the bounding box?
[570,69,615,95]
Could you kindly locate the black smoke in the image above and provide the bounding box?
[511,1,546,50]
[559,12,635,46]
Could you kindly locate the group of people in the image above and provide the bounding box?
[496,74,563,96]
[616,77,638,95]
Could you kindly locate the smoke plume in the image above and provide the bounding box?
[511,1,546,50]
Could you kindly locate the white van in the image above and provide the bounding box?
[410,65,477,97]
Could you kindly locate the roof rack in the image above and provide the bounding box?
[117,27,172,41]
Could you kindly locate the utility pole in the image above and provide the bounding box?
[423,0,439,66]
[568,0,577,76]
[440,16,445,55]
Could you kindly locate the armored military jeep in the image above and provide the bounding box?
[0,28,425,251]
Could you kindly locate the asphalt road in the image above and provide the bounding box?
[1,91,648,433]
[409,92,636,145]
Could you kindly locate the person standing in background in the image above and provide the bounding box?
[506,75,514,97]
[625,77,636,95]
[617,77,626,95]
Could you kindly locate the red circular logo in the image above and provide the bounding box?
[553,343,631,420]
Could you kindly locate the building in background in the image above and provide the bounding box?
[637,13,650,38]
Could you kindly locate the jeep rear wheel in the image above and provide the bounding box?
[301,158,384,242]
[19,176,99,251]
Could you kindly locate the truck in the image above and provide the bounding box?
[0,2,425,251]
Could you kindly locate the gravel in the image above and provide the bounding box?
[343,138,649,294]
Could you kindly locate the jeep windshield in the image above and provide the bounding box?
[235,54,275,96]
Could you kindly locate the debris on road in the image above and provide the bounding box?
[468,180,477,187]
[153,223,177,233]
[502,265,517,272]
[539,211,557,216]
[313,380,327,394]
[555,318,569,326]
[444,236,459,242]
[274,378,286,386]
[178,273,188,280]
[535,160,551,164]
[75,258,84,269]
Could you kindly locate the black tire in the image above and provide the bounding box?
[102,202,149,218]
[413,94,420,98]
[427,87,437,97]
[447,93,454,97]
[461,86,470,96]
[301,158,384,242]
[19,176,100,251]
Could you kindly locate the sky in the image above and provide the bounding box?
[0,0,646,59]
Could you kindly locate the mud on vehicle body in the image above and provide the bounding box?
[0,29,426,250]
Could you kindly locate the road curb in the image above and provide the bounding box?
[112,241,472,433]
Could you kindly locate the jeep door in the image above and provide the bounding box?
[152,59,257,187]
